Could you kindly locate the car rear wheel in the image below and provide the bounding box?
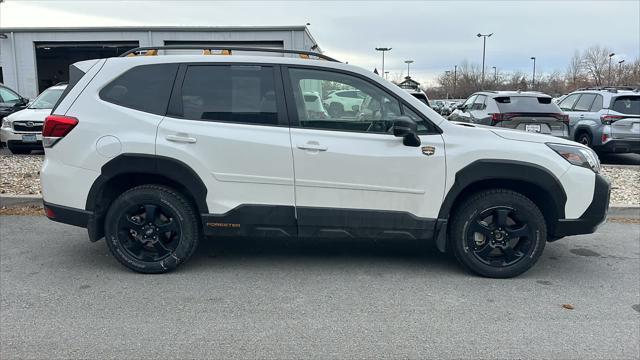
[104,185,201,274]
[450,189,546,278]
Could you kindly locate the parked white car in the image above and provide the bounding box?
[323,89,365,117]
[302,91,330,119]
[1,84,67,154]
[40,48,609,278]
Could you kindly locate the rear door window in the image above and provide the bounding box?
[100,64,178,116]
[573,94,597,112]
[495,96,561,113]
[180,65,280,125]
[590,95,603,112]
[472,95,487,110]
[611,96,640,115]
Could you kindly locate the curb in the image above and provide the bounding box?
[608,205,640,218]
[1,195,638,218]
[0,195,42,207]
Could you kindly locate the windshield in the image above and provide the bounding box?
[29,88,65,109]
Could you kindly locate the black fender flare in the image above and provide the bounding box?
[86,153,209,213]
[435,159,567,251]
[572,125,593,141]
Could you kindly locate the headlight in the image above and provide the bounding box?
[547,143,600,173]
[1,117,11,129]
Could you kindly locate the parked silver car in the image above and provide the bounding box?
[558,87,640,153]
[448,91,569,138]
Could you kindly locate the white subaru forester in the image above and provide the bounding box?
[40,47,610,277]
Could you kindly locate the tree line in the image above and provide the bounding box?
[420,45,640,100]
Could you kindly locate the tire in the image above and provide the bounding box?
[449,189,546,278]
[104,185,201,274]
[576,131,592,148]
[8,146,31,155]
[328,102,344,118]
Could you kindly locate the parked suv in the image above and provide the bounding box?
[1,84,67,154]
[449,91,569,138]
[41,47,609,278]
[323,89,365,117]
[558,87,640,153]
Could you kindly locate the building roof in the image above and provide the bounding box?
[0,25,311,33]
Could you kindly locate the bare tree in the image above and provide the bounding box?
[566,50,584,90]
[581,45,611,86]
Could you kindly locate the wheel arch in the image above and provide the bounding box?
[436,160,567,252]
[573,125,593,141]
[85,154,208,241]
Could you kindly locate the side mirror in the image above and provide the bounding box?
[393,116,417,137]
[392,116,421,147]
[457,104,465,111]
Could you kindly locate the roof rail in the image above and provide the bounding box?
[576,86,637,93]
[119,45,340,62]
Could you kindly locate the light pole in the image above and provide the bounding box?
[405,60,414,78]
[453,65,457,98]
[375,47,392,79]
[530,57,536,89]
[477,33,493,88]
[617,59,625,85]
[492,66,497,85]
[445,70,451,99]
[608,52,615,85]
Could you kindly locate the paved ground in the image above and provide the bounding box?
[1,216,639,359]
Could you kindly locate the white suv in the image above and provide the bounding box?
[1,84,67,154]
[40,47,610,278]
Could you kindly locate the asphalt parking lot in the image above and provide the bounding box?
[1,215,638,359]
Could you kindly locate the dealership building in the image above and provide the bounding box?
[0,26,320,99]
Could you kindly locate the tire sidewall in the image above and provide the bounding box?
[451,191,546,278]
[104,186,198,273]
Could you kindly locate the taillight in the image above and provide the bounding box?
[600,114,625,125]
[42,115,78,147]
[491,113,505,125]
[602,133,609,143]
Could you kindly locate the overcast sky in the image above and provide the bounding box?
[1,0,638,86]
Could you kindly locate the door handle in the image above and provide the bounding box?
[297,142,328,151]
[166,134,197,144]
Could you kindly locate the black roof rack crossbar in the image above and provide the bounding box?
[119,45,340,62]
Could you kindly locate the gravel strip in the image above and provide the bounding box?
[0,153,43,195]
[1,153,639,205]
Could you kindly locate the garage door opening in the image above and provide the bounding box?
[35,41,139,93]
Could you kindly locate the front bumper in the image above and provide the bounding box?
[0,128,43,149]
[552,174,610,238]
[597,138,640,154]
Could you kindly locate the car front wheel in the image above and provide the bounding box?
[450,189,546,278]
[104,185,201,273]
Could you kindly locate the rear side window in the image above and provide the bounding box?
[100,64,178,116]
[52,64,87,113]
[495,96,561,113]
[611,96,640,115]
[180,65,279,125]
[573,94,597,112]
